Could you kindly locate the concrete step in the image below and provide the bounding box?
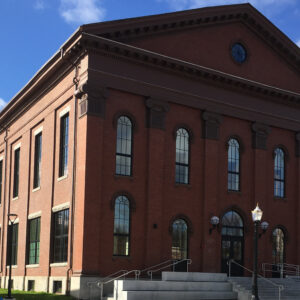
[119,280,233,291]
[162,272,228,282]
[122,290,237,300]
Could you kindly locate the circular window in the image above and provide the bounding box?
[231,43,247,64]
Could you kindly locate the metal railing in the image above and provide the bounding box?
[98,269,140,300]
[87,269,128,299]
[138,259,175,278]
[147,258,192,280]
[262,263,300,278]
[86,258,192,299]
[229,259,284,300]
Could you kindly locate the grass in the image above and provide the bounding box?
[0,289,74,299]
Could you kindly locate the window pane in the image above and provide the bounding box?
[113,196,130,256]
[33,133,42,188]
[13,148,20,198]
[228,139,240,191]
[52,210,69,263]
[59,114,69,177]
[116,117,132,176]
[274,148,285,198]
[175,129,189,184]
[172,219,188,260]
[28,218,40,264]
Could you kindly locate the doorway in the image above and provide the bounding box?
[221,211,244,276]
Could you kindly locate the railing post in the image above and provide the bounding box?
[228,259,231,278]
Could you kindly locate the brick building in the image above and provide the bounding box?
[0,3,299,298]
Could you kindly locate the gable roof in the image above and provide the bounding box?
[81,3,300,72]
[1,3,299,128]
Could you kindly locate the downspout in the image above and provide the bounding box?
[0,128,8,277]
[65,49,80,296]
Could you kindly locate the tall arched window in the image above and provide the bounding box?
[113,196,130,256]
[175,128,189,184]
[274,148,285,198]
[272,228,285,265]
[116,116,132,176]
[228,138,240,191]
[171,219,188,259]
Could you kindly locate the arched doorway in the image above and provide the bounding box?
[221,211,244,276]
[272,227,285,277]
[171,219,188,271]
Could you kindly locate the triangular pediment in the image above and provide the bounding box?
[81,3,300,93]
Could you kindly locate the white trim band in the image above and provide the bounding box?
[34,126,43,136]
[28,211,42,220]
[52,202,70,212]
[59,106,70,117]
[14,142,21,150]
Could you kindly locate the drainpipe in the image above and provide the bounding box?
[0,128,8,279]
[65,49,80,296]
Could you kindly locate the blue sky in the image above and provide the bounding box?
[1,0,299,109]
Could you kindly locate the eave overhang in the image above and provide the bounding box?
[76,32,300,106]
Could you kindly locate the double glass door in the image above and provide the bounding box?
[221,211,244,276]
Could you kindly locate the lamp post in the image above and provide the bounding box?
[251,204,263,300]
[6,213,17,300]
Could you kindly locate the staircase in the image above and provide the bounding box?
[229,276,300,300]
[105,272,237,300]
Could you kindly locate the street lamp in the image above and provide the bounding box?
[251,204,263,300]
[6,213,17,300]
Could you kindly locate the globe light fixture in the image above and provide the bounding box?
[209,216,219,234]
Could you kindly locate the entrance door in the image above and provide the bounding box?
[171,219,188,272]
[272,228,285,278]
[221,211,244,276]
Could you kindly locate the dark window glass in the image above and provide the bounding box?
[52,209,69,263]
[7,223,18,265]
[116,116,132,176]
[172,219,188,259]
[228,139,240,191]
[13,148,20,198]
[0,160,3,204]
[59,114,69,177]
[272,228,284,265]
[175,128,189,184]
[274,148,285,198]
[221,211,244,237]
[113,196,130,256]
[33,133,42,189]
[231,43,247,63]
[27,217,40,265]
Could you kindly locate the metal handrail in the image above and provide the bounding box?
[139,259,176,278]
[98,269,140,300]
[87,269,128,299]
[147,258,192,280]
[229,259,284,300]
[262,263,300,277]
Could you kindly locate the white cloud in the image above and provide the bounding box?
[34,0,46,10]
[160,0,297,11]
[0,98,7,111]
[59,0,106,25]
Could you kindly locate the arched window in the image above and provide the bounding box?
[171,219,188,259]
[113,196,130,256]
[272,228,285,265]
[116,116,133,176]
[175,128,189,184]
[274,148,285,198]
[228,138,240,191]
